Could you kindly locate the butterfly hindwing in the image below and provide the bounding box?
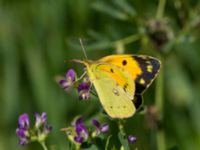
[88,63,136,118]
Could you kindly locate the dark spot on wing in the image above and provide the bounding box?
[122,60,127,66]
[110,68,114,73]
[110,106,113,109]
[123,83,129,92]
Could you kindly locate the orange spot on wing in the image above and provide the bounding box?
[100,67,125,87]
[100,55,142,80]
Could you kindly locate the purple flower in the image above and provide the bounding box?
[100,124,109,133]
[18,114,29,130]
[74,136,84,143]
[18,137,29,146]
[16,112,52,146]
[77,82,90,100]
[16,128,26,138]
[128,135,137,144]
[72,117,89,143]
[16,114,30,146]
[59,69,76,90]
[92,119,109,136]
[16,129,29,146]
[73,116,84,126]
[35,112,47,128]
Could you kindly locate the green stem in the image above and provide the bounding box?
[118,120,126,135]
[156,129,166,150]
[114,34,141,54]
[115,41,125,54]
[155,55,166,150]
[118,120,130,150]
[40,141,48,150]
[114,34,141,46]
[75,144,81,150]
[156,0,166,19]
[155,56,164,119]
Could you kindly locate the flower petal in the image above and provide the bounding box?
[18,113,29,129]
[75,116,84,126]
[74,136,84,143]
[41,112,47,123]
[16,128,26,138]
[34,112,47,128]
[59,80,70,89]
[92,119,100,128]
[66,69,76,82]
[18,137,29,146]
[77,82,89,92]
[100,124,109,133]
[128,135,137,144]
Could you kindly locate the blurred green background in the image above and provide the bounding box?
[1,0,200,149]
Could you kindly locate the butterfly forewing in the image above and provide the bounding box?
[133,55,160,94]
[88,63,136,118]
[99,55,161,94]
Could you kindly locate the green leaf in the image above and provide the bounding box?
[82,144,99,150]
[105,135,112,150]
[91,1,129,21]
[113,0,137,17]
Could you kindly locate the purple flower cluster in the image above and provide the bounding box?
[62,116,109,145]
[16,112,52,146]
[59,69,91,100]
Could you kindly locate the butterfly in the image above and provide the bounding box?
[74,54,161,119]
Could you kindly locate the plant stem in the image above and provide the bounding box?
[155,55,166,150]
[118,120,125,135]
[40,141,48,150]
[114,34,141,46]
[114,33,141,54]
[156,0,166,19]
[155,56,164,119]
[115,41,125,54]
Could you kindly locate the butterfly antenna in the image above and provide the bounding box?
[79,38,88,59]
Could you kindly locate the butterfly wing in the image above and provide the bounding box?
[87,63,136,118]
[99,55,161,94]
